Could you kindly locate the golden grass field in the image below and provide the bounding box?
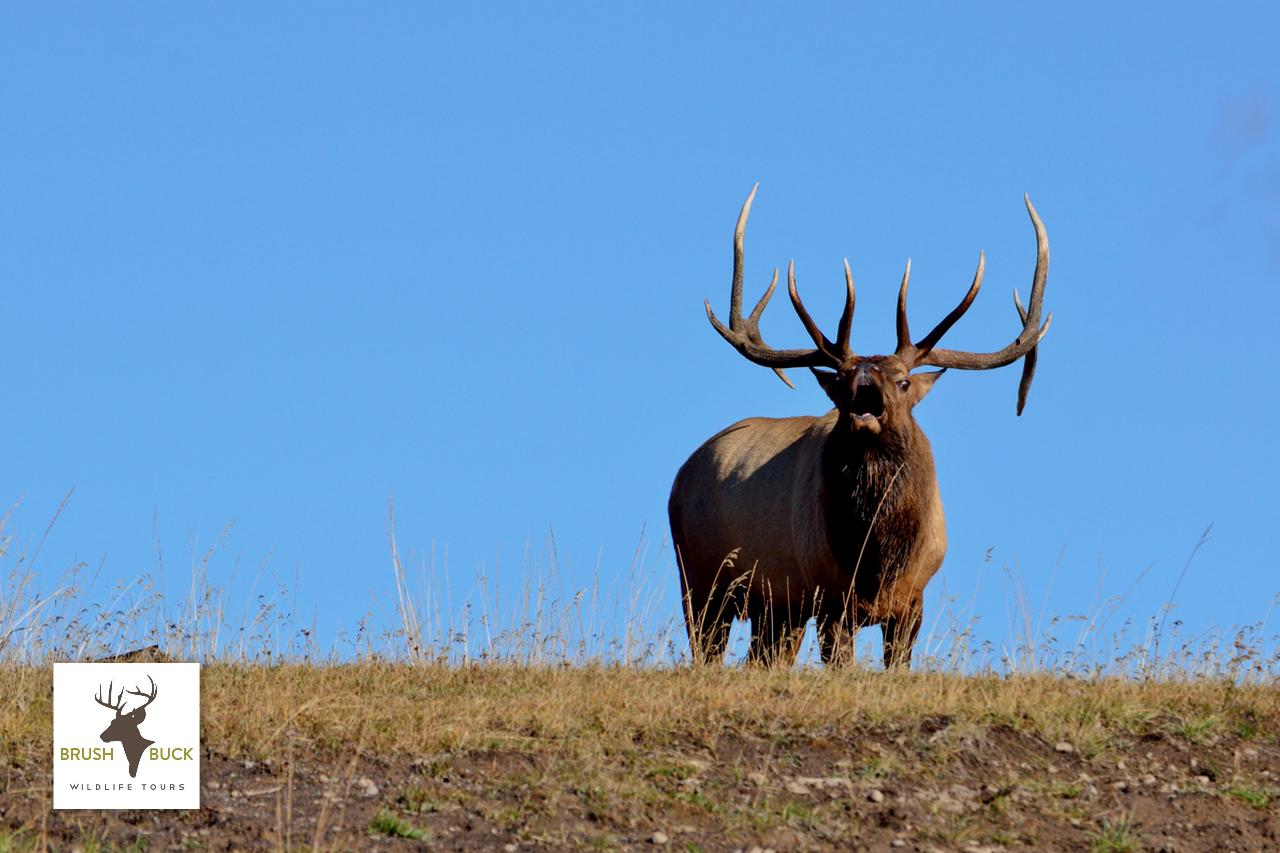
[2,663,1278,851]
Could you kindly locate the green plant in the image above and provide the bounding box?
[369,809,426,841]
[1228,785,1272,808]
[1173,715,1220,743]
[397,786,442,814]
[1091,819,1140,853]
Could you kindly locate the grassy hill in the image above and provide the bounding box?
[2,664,1278,851]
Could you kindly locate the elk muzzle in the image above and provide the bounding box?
[849,366,884,434]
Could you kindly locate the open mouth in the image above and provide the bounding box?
[851,383,884,419]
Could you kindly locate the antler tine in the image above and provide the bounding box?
[786,260,839,359]
[1013,289,1037,416]
[906,252,985,361]
[894,259,912,355]
[705,185,841,384]
[1021,193,1049,331]
[728,183,758,332]
[744,268,794,388]
[835,259,856,356]
[746,267,778,326]
[909,196,1052,414]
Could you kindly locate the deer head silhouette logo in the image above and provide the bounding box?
[94,675,157,778]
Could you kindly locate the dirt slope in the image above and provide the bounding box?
[2,665,1277,851]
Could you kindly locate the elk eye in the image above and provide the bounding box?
[897,379,910,391]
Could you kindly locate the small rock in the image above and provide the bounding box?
[868,789,885,803]
[242,759,256,770]
[747,772,767,787]
[891,840,906,848]
[786,781,809,795]
[357,777,379,798]
[1194,775,1211,785]
[504,846,517,852]
[651,831,669,845]
[796,775,850,790]
[1142,774,1157,786]
[1054,741,1074,753]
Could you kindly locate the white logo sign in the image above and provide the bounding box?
[53,662,200,809]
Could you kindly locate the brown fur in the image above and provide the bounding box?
[679,188,1049,669]
[669,356,946,668]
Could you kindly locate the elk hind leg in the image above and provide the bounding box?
[683,584,739,666]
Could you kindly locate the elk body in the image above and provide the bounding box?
[668,187,1050,668]
[95,675,158,778]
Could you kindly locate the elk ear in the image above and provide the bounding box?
[907,369,945,406]
[810,367,841,402]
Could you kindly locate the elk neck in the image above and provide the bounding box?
[819,417,935,595]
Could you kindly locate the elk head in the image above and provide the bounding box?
[704,185,1051,434]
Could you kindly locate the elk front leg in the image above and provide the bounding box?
[817,598,859,668]
[881,597,923,670]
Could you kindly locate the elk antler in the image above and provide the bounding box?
[705,184,855,386]
[894,195,1052,414]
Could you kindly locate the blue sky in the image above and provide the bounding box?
[4,4,1277,662]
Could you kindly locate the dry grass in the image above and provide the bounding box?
[4,664,1279,765]
[3,664,1278,850]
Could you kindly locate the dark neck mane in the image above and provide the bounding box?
[821,417,933,599]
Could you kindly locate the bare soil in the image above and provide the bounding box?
[1,666,1277,851]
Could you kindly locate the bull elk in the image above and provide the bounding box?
[668,186,1050,668]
